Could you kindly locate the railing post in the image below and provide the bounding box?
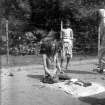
[6,19,9,65]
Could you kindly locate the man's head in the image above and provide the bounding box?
[48,39,58,55]
[40,38,58,56]
[64,20,71,28]
[51,39,57,50]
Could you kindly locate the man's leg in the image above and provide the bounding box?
[66,44,72,70]
[61,57,63,68]
[66,56,70,70]
[60,48,65,69]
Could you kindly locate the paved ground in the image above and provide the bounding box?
[1,55,105,105]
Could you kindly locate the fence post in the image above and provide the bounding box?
[60,20,63,39]
[6,19,9,65]
[98,25,100,59]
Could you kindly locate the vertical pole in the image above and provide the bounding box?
[98,26,100,58]
[6,20,9,65]
[60,20,63,39]
[61,20,63,30]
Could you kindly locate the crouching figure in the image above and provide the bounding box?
[40,39,62,83]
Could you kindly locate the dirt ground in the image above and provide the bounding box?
[1,55,105,105]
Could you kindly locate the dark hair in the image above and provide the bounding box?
[40,40,58,55]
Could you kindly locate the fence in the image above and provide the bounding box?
[0,19,98,57]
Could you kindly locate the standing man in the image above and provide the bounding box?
[60,20,73,70]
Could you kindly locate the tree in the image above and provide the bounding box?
[1,0,105,32]
[0,0,31,32]
[1,0,105,55]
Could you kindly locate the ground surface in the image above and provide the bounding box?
[1,55,105,105]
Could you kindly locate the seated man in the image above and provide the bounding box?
[40,39,62,83]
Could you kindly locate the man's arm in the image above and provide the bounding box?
[56,54,62,73]
[42,54,51,75]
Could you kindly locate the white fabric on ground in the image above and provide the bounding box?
[44,80,105,97]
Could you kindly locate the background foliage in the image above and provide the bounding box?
[0,0,105,55]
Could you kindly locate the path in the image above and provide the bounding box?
[1,58,105,105]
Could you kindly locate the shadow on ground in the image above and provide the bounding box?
[27,74,44,80]
[64,70,98,75]
[79,97,105,105]
[27,70,98,81]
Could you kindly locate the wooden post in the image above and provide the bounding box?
[60,20,63,39]
[61,20,63,30]
[98,9,105,58]
[98,25,100,58]
[6,20,9,65]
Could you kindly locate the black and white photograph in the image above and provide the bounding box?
[1,0,105,105]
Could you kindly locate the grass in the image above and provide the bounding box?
[1,55,43,67]
[1,54,97,68]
